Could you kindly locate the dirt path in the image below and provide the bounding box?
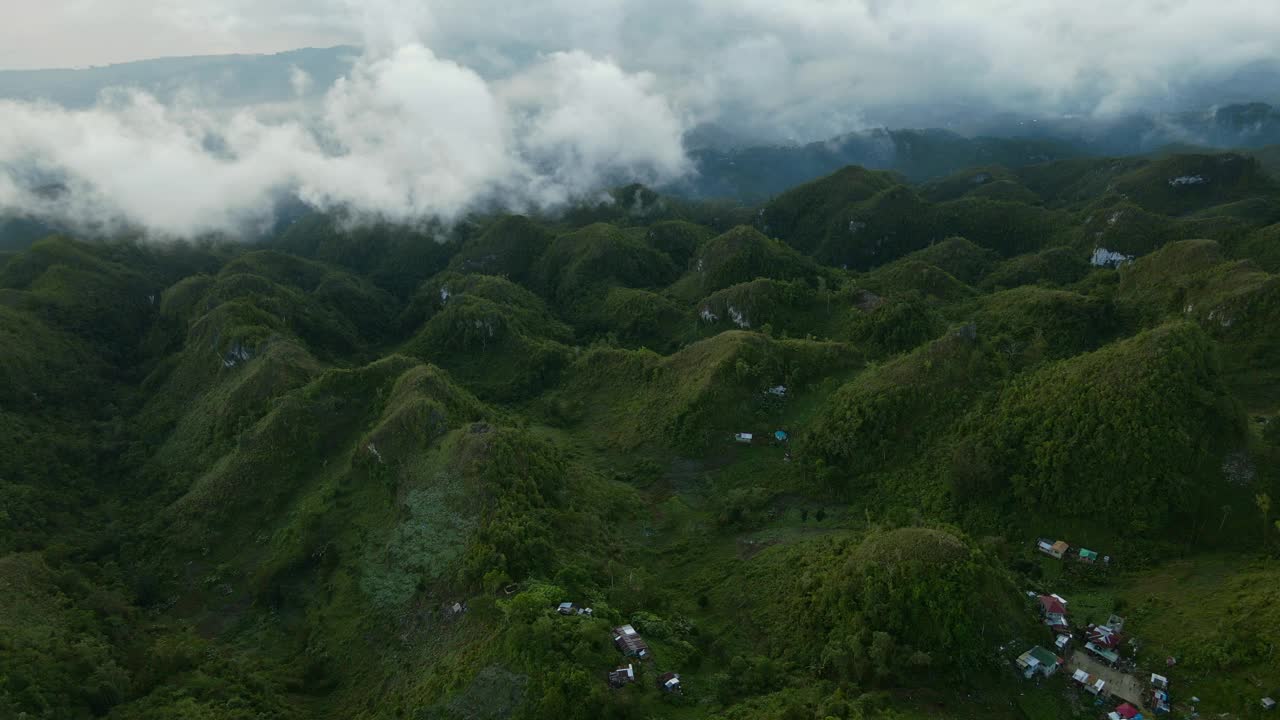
[1070,649,1147,708]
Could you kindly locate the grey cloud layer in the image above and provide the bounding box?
[0,0,1277,236]
[9,1,1278,122]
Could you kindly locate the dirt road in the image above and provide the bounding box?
[1070,649,1147,708]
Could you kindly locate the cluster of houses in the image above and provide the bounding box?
[1032,591,1129,669]
[1026,541,1280,716]
[734,425,792,461]
[1016,590,1175,717]
[556,602,682,694]
[1037,537,1108,565]
[610,623,682,693]
[734,429,790,445]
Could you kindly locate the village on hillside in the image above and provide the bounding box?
[553,601,684,695]
[1013,538,1275,719]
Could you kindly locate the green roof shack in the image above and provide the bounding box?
[1016,646,1061,679]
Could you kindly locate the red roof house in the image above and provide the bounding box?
[1115,703,1139,719]
[1038,595,1066,615]
[1088,623,1123,649]
[1038,595,1070,632]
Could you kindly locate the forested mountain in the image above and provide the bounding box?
[0,47,358,107]
[676,110,1280,202]
[2,149,1279,720]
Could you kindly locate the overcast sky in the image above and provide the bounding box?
[0,1,350,70]
[2,0,1278,237]
[6,1,1280,127]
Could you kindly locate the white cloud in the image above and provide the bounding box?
[503,51,689,205]
[0,40,690,236]
[297,44,517,222]
[288,66,312,96]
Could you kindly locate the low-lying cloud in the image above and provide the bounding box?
[0,40,689,237]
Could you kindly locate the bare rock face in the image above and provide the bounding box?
[221,341,252,368]
[851,288,884,313]
[1221,450,1257,486]
[1091,247,1133,268]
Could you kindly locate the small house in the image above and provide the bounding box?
[1149,673,1168,689]
[658,672,682,693]
[1107,614,1126,632]
[577,607,593,617]
[613,625,650,660]
[1086,641,1120,666]
[1079,548,1099,563]
[1072,668,1107,696]
[734,432,753,444]
[1037,539,1069,559]
[1151,688,1171,714]
[1088,623,1123,650]
[1034,535,1075,558]
[608,664,635,687]
[1038,595,1067,615]
[1016,646,1061,679]
[1264,697,1277,711]
[1114,702,1139,719]
[557,602,575,615]
[1055,634,1071,650]
[1038,595,1070,633]
[766,385,787,398]
[774,430,788,443]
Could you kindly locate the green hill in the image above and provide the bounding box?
[953,322,1242,529]
[2,151,1279,720]
[401,273,573,400]
[685,225,823,297]
[761,169,943,267]
[450,215,555,283]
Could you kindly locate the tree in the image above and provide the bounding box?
[1219,504,1233,533]
[868,631,898,683]
[1257,493,1272,544]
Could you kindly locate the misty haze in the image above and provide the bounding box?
[2,2,1279,720]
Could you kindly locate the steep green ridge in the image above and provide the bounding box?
[2,150,1279,720]
[958,322,1239,526]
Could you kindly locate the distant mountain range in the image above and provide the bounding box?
[0,46,359,108]
[674,104,1280,201]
